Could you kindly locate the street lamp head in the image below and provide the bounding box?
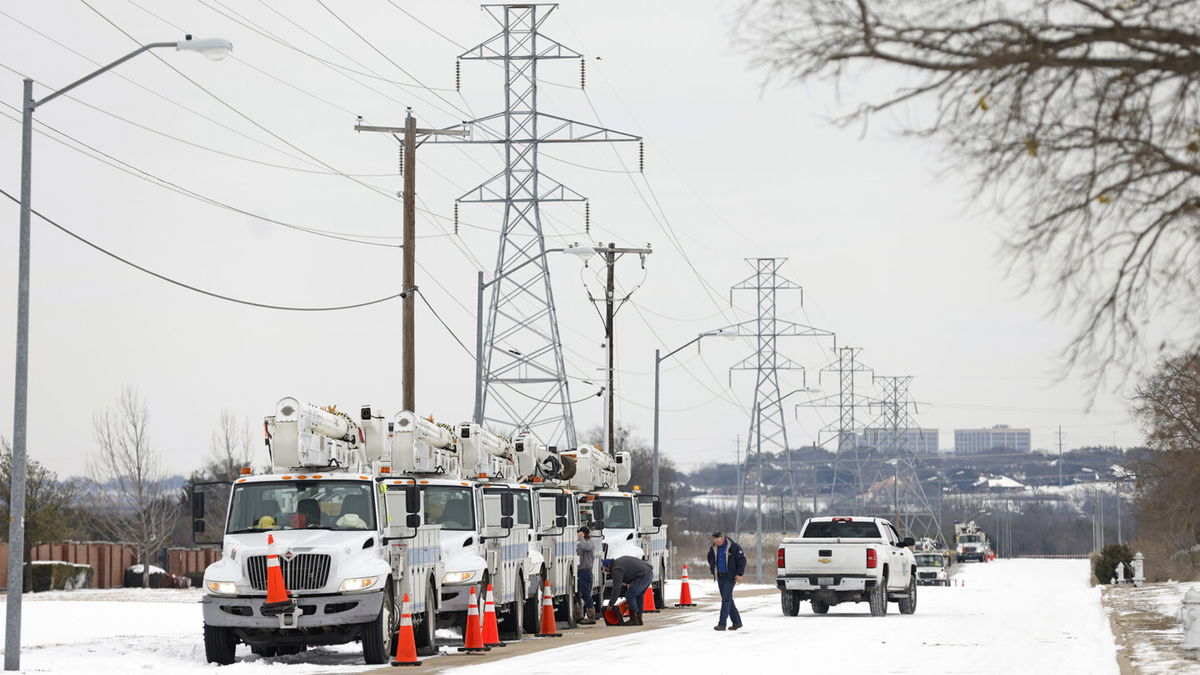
[177,35,233,60]
[563,243,596,260]
[713,328,738,341]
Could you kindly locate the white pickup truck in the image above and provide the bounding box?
[776,517,918,617]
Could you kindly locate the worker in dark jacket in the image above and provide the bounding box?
[602,556,654,626]
[707,531,747,631]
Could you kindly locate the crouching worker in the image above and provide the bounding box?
[602,556,653,626]
[707,530,747,631]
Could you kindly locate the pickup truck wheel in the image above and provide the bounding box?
[780,589,800,617]
[868,579,888,617]
[361,587,395,665]
[899,577,918,615]
[204,623,237,665]
[414,581,438,656]
[811,599,830,615]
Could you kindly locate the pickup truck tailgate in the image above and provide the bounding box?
[781,539,873,576]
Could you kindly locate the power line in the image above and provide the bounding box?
[0,187,406,312]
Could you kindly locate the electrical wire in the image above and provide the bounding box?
[0,187,406,311]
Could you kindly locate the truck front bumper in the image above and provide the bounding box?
[776,574,875,592]
[202,591,383,629]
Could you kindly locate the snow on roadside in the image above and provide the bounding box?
[445,559,1119,675]
[1104,580,1200,674]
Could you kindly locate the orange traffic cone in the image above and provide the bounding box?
[458,586,490,653]
[390,593,421,667]
[603,598,629,625]
[642,584,659,613]
[675,564,697,607]
[262,533,295,615]
[481,583,505,648]
[536,579,562,637]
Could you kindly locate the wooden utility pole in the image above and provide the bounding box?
[355,109,466,412]
[592,242,651,455]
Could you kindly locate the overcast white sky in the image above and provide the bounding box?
[0,0,1145,479]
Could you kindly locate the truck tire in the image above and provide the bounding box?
[204,623,237,665]
[868,579,888,617]
[811,598,830,615]
[523,573,542,633]
[652,562,666,609]
[414,581,438,657]
[501,579,525,641]
[899,576,918,615]
[555,567,578,629]
[780,590,800,617]
[361,587,395,665]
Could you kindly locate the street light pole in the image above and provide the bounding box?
[5,36,230,672]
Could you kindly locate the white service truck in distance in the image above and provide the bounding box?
[776,517,918,617]
[913,552,950,586]
[954,520,991,563]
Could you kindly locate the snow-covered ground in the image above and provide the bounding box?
[0,560,1119,673]
[445,559,1118,675]
[1105,580,1200,674]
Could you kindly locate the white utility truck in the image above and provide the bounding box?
[954,520,991,563]
[776,516,918,617]
[562,445,669,608]
[197,398,443,665]
[389,412,533,639]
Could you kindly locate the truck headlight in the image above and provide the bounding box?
[339,576,381,593]
[443,571,479,585]
[205,581,237,596]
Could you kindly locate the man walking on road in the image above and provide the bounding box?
[603,556,654,626]
[707,530,746,631]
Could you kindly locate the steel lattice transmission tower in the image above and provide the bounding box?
[869,375,944,544]
[432,4,640,445]
[724,258,833,583]
[796,346,875,513]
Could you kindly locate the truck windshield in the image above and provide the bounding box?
[801,521,883,538]
[960,535,982,543]
[422,486,476,531]
[227,480,375,533]
[915,554,944,568]
[595,497,634,529]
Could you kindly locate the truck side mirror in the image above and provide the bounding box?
[591,519,605,531]
[193,519,205,533]
[901,537,915,548]
[405,486,421,514]
[406,513,420,528]
[192,491,205,520]
[555,494,568,517]
[191,481,230,546]
[653,517,662,528]
[652,500,663,518]
[501,516,514,529]
[500,491,514,517]
[555,516,567,528]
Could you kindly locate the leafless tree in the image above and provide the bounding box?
[88,387,178,588]
[206,409,255,482]
[738,0,1200,387]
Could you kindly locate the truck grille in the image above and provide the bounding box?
[246,554,331,591]
[918,572,937,579]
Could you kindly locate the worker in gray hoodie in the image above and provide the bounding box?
[577,527,597,624]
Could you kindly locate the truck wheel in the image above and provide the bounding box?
[204,623,237,665]
[868,579,888,616]
[361,587,395,665]
[556,568,578,629]
[780,590,800,617]
[652,563,666,609]
[523,573,542,633]
[899,577,918,615]
[811,599,830,615]
[500,580,525,641]
[414,581,438,657]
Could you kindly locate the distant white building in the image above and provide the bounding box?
[954,425,1031,455]
[858,428,939,454]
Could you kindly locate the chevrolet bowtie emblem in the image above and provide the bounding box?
[818,558,832,564]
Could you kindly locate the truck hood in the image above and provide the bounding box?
[438,530,487,576]
[600,528,643,561]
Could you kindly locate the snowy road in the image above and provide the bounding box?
[441,559,1119,675]
[0,560,1118,673]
